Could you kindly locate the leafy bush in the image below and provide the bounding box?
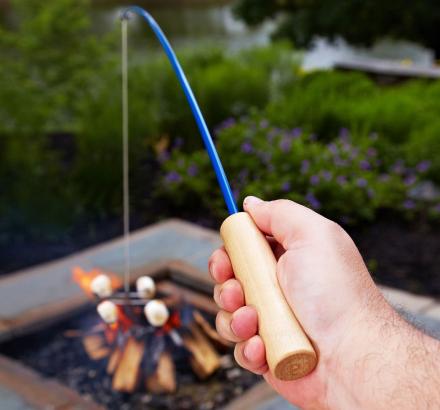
[157,117,439,224]
[266,71,440,183]
[71,43,300,214]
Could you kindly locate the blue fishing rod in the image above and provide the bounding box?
[121,6,317,381]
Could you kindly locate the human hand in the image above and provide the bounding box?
[209,197,440,409]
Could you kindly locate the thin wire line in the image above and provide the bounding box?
[120,7,238,214]
[121,19,130,295]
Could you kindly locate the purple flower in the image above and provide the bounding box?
[241,141,253,154]
[403,199,415,210]
[416,161,431,173]
[260,152,272,164]
[222,117,236,128]
[290,127,302,138]
[349,147,360,160]
[233,188,240,202]
[173,137,184,149]
[300,160,310,174]
[157,151,170,164]
[337,175,347,186]
[305,192,321,209]
[281,181,291,192]
[367,148,377,157]
[321,170,332,181]
[310,175,320,185]
[267,129,277,142]
[379,174,390,182]
[369,132,378,141]
[334,157,348,167]
[187,164,198,177]
[433,203,440,213]
[165,171,182,184]
[392,160,405,175]
[215,117,236,134]
[404,175,417,186]
[260,119,269,129]
[367,188,375,198]
[339,128,350,141]
[309,133,317,142]
[356,178,367,188]
[238,169,249,183]
[279,138,292,152]
[359,160,371,171]
[328,143,338,155]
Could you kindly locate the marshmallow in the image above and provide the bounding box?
[97,300,118,324]
[136,276,156,299]
[90,274,112,298]
[144,300,169,327]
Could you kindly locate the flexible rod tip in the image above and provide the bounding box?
[120,9,132,21]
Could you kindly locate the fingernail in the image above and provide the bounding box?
[230,316,239,336]
[218,290,225,308]
[208,261,215,278]
[244,196,263,207]
[243,340,252,361]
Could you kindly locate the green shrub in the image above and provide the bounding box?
[157,116,438,224]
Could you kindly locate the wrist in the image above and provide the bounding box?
[327,300,440,410]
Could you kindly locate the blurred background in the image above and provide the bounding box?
[1,0,440,295]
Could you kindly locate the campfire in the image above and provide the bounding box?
[71,267,232,395]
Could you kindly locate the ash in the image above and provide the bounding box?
[1,308,259,410]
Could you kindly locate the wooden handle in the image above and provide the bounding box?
[220,212,317,380]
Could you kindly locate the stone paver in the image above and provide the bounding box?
[0,219,221,341]
[2,218,440,410]
[0,386,36,410]
[380,285,435,313]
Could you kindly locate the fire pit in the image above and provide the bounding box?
[1,261,260,410]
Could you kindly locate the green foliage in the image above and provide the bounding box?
[1,0,440,239]
[265,71,440,184]
[0,0,103,234]
[234,0,440,57]
[71,43,300,214]
[158,117,436,223]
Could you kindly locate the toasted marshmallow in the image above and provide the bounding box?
[97,300,118,324]
[136,276,156,299]
[144,300,169,327]
[90,274,112,298]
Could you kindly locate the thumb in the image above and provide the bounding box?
[243,196,323,249]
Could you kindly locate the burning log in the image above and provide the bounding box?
[82,335,110,361]
[183,322,220,379]
[146,351,177,394]
[107,348,122,375]
[112,337,145,393]
[193,310,232,350]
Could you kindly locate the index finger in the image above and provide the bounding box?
[208,247,234,283]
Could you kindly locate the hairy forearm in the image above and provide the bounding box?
[329,304,440,410]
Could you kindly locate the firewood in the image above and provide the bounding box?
[82,335,110,360]
[183,322,220,379]
[112,337,145,393]
[146,351,176,394]
[193,310,233,349]
[107,348,122,375]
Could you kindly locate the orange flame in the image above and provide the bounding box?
[72,266,122,297]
